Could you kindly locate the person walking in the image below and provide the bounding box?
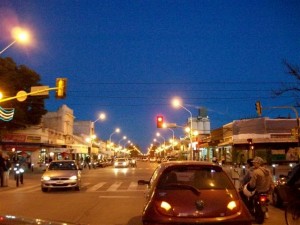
[3,155,11,187]
[0,151,5,187]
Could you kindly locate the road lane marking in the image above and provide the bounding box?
[86,182,107,192]
[106,181,122,191]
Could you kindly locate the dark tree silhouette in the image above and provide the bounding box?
[0,57,47,130]
[273,60,300,108]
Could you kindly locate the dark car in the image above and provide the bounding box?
[138,161,252,225]
[272,163,300,208]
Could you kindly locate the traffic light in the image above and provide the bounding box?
[56,78,67,99]
[156,116,164,128]
[255,101,262,117]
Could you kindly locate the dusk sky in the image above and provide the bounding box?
[1,1,300,153]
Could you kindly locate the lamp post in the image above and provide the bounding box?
[172,98,194,160]
[118,136,127,157]
[0,27,30,55]
[109,128,120,157]
[163,123,175,151]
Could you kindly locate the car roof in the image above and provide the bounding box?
[158,161,221,170]
[50,160,76,163]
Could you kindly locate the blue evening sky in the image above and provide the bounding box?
[1,1,300,153]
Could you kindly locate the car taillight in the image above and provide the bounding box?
[155,201,174,216]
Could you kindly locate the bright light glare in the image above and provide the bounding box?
[160,201,172,211]
[227,201,237,210]
[172,98,181,108]
[69,175,78,180]
[12,27,30,44]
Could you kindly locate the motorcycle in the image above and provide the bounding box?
[242,184,269,224]
[129,159,137,167]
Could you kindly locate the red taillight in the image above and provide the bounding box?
[259,195,267,202]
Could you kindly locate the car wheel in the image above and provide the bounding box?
[41,187,48,192]
[272,190,283,208]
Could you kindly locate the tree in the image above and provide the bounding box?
[0,57,47,130]
[273,60,300,107]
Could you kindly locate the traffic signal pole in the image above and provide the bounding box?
[0,87,58,103]
[258,104,300,148]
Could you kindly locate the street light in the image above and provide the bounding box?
[109,128,120,155]
[109,128,120,143]
[0,27,31,55]
[93,112,106,123]
[172,97,194,160]
[163,123,175,151]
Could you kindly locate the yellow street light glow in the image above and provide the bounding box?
[12,27,30,44]
[171,98,181,108]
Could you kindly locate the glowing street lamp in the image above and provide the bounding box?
[172,97,194,160]
[0,27,31,55]
[93,112,106,123]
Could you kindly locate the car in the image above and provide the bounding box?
[272,163,300,208]
[41,160,82,192]
[113,158,129,168]
[128,158,137,167]
[149,157,156,162]
[138,161,252,225]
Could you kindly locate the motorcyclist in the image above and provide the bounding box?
[247,156,274,219]
[248,157,274,194]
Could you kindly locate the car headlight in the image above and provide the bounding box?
[70,175,78,180]
[42,176,51,181]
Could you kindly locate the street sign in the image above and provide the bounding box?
[30,86,50,96]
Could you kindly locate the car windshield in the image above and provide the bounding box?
[48,162,77,170]
[158,166,234,190]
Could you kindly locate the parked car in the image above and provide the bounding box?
[138,161,252,225]
[272,163,300,208]
[41,160,82,192]
[113,158,129,168]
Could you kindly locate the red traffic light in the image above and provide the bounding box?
[156,116,164,128]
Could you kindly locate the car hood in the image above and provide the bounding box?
[0,215,82,225]
[42,170,79,177]
[150,189,241,218]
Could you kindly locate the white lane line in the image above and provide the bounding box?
[106,181,122,191]
[128,181,138,190]
[86,182,107,192]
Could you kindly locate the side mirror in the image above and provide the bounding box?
[138,180,150,185]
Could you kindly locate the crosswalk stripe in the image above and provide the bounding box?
[86,182,106,192]
[128,182,138,190]
[106,181,122,191]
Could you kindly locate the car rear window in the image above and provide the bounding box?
[158,166,234,190]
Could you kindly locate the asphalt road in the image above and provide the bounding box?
[0,162,288,225]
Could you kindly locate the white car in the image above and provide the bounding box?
[41,160,82,192]
[149,157,156,162]
[114,158,129,168]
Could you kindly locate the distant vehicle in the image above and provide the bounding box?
[272,163,300,208]
[41,160,82,192]
[167,157,178,161]
[128,158,137,167]
[142,158,148,162]
[114,158,129,168]
[149,157,156,162]
[138,161,252,225]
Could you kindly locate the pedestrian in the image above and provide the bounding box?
[3,155,11,187]
[0,151,5,187]
[239,158,254,209]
